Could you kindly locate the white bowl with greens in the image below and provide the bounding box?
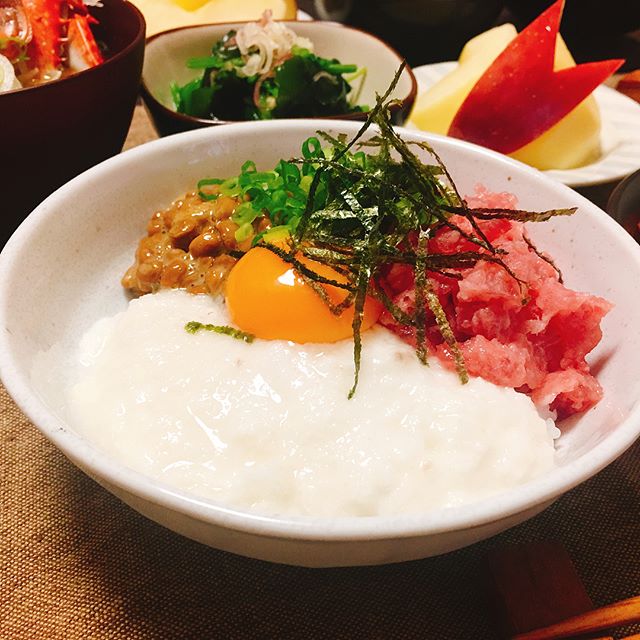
[141,17,417,136]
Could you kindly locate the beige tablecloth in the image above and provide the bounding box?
[2,107,639,640]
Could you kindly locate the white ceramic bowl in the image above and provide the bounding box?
[141,20,417,136]
[2,121,640,567]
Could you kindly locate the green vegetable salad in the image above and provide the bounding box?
[171,12,367,121]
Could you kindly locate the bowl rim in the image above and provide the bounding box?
[2,120,640,542]
[0,0,146,99]
[140,19,418,127]
[607,167,640,221]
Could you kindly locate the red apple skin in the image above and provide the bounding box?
[448,0,624,155]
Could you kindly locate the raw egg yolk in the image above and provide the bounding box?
[225,247,383,343]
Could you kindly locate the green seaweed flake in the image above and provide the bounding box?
[185,321,254,343]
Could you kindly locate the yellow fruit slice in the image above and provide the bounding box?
[409,24,517,137]
[508,98,601,170]
[509,36,601,170]
[135,0,298,37]
[457,23,516,66]
[173,0,211,10]
[409,24,602,171]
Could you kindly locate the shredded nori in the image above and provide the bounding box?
[191,63,577,397]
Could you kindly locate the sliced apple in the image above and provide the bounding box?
[409,24,517,137]
[509,29,603,170]
[448,0,623,156]
[409,1,623,170]
[457,23,516,67]
[134,0,298,37]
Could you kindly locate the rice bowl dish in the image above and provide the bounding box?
[1,118,639,566]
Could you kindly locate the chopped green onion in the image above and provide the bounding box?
[235,222,254,242]
[197,178,224,201]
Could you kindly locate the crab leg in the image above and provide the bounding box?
[21,0,64,80]
[66,11,102,72]
[17,0,102,81]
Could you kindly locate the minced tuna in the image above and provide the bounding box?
[379,186,612,419]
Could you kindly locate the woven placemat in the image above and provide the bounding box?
[2,107,639,639]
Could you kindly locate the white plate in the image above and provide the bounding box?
[412,62,640,187]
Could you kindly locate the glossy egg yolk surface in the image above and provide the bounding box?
[225,247,383,343]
